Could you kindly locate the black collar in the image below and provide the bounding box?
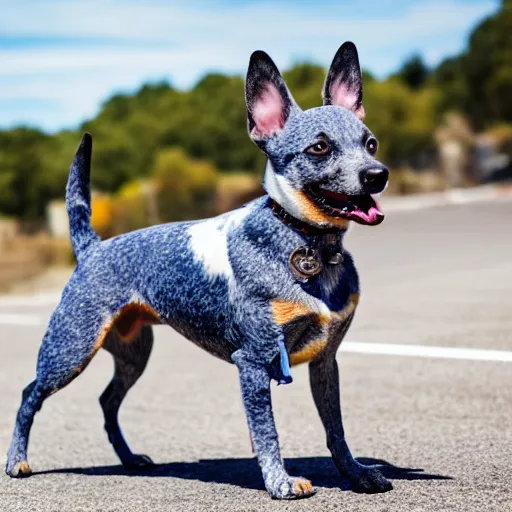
[270,198,343,237]
[269,198,346,278]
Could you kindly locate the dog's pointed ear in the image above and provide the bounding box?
[322,42,365,120]
[245,51,299,142]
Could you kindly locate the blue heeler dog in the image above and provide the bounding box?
[6,42,392,499]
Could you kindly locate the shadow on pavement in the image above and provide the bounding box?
[35,456,452,491]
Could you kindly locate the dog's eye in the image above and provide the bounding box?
[306,141,329,155]
[365,137,378,155]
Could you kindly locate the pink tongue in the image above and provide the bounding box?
[351,201,384,224]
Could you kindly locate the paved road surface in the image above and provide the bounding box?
[1,197,511,511]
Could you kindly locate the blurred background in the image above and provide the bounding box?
[1,6,512,510]
[0,0,511,289]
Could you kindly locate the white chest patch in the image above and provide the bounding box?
[188,206,253,284]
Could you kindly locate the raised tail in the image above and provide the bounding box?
[66,133,100,260]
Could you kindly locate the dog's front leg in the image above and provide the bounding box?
[232,349,314,499]
[309,353,393,493]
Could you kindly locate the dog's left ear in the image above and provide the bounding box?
[245,51,300,143]
[322,42,365,120]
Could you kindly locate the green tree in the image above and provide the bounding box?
[4,4,512,226]
[435,2,512,127]
[398,55,429,89]
[0,128,55,220]
[152,148,218,222]
[364,79,438,167]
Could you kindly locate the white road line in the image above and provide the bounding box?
[0,311,511,364]
[0,313,44,326]
[381,185,512,213]
[342,341,512,362]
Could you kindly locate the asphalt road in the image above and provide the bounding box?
[1,196,511,512]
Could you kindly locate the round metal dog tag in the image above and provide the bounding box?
[289,247,323,281]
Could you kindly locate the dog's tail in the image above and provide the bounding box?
[66,133,100,260]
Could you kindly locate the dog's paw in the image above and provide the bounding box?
[122,454,155,471]
[349,466,392,494]
[5,460,32,478]
[268,476,316,500]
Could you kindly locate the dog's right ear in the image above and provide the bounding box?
[245,51,299,143]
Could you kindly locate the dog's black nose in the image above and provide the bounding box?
[360,168,389,194]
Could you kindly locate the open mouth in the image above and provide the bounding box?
[304,184,385,226]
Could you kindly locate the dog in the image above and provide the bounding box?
[5,41,391,499]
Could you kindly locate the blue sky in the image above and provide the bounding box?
[1,0,500,132]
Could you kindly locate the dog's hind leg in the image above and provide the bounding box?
[5,291,117,478]
[100,325,154,469]
[5,380,50,477]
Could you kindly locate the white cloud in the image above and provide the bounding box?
[0,0,499,130]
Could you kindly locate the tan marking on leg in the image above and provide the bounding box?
[295,191,350,229]
[12,460,32,477]
[292,477,314,495]
[51,303,160,395]
[52,321,111,395]
[290,337,328,366]
[113,303,161,343]
[271,300,315,326]
[50,323,109,396]
[317,313,332,326]
[80,320,113,371]
[289,294,359,366]
[271,299,331,365]
[332,293,359,321]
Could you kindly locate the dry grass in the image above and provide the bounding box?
[0,235,72,291]
[215,173,262,212]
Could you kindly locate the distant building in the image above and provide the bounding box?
[47,200,70,239]
[0,218,19,246]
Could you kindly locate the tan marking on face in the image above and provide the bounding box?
[295,191,350,229]
[271,299,315,325]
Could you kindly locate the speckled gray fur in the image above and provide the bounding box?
[6,42,393,499]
